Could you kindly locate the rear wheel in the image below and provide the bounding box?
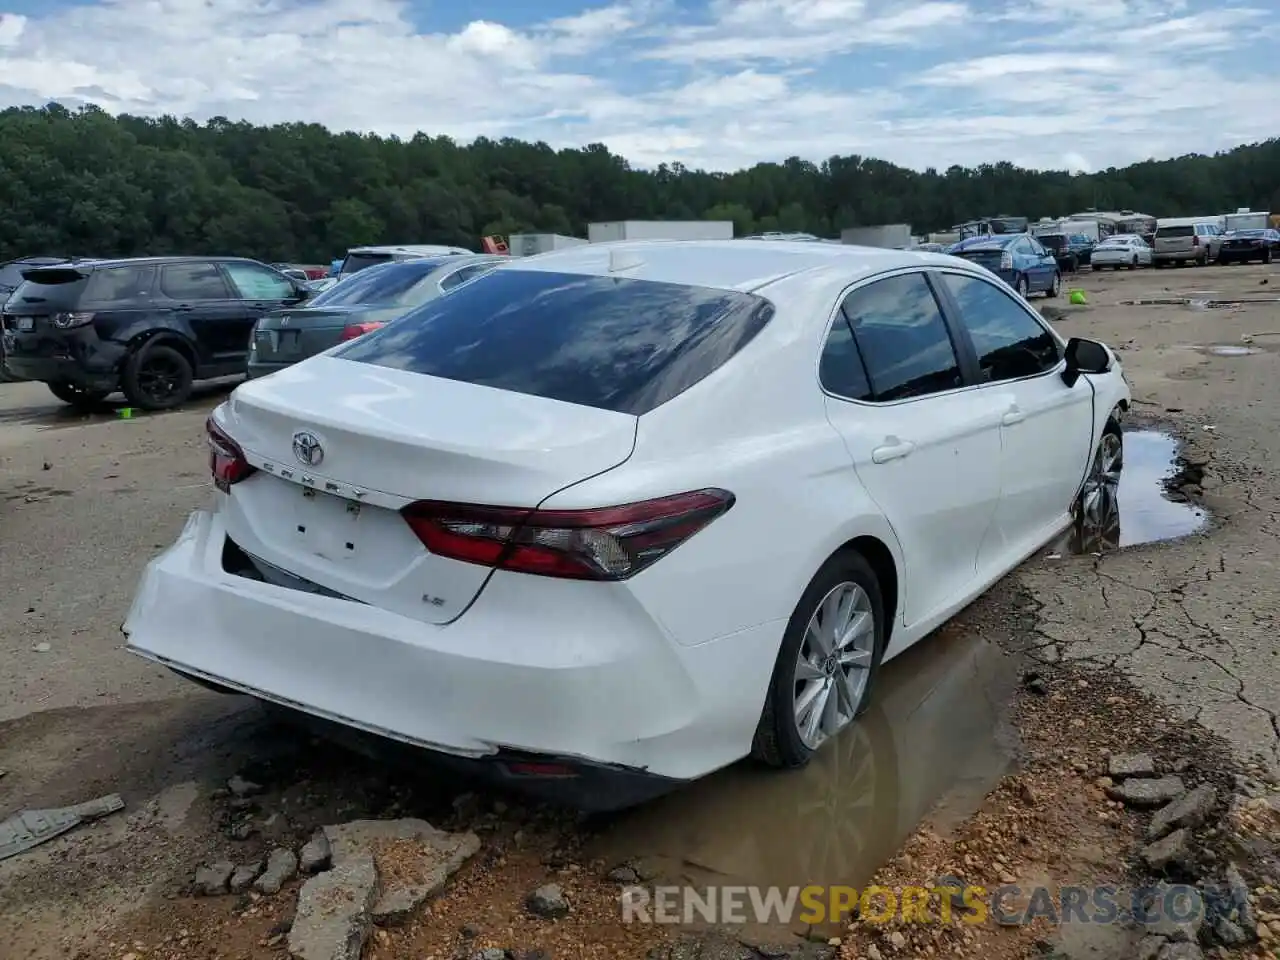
[1015,274,1029,298]
[751,551,886,769]
[1046,271,1061,298]
[1265,248,1274,265]
[47,381,111,409]
[121,342,194,411]
[1128,255,1138,270]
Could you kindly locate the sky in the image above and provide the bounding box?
[0,0,1274,175]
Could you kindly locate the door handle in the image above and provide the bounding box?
[1002,406,1026,426]
[173,304,195,312]
[871,437,915,463]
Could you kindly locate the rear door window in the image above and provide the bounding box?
[336,269,775,415]
[839,272,963,402]
[160,262,233,300]
[82,265,154,303]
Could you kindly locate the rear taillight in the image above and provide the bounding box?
[401,489,735,580]
[1191,236,1200,247]
[340,321,384,342]
[51,311,95,329]
[207,417,256,492]
[1000,251,1013,269]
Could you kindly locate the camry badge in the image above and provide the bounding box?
[292,431,323,467]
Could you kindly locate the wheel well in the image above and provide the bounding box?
[127,331,196,370]
[837,535,899,641]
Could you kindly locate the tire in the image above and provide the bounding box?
[121,342,194,411]
[1015,274,1029,298]
[1046,271,1061,298]
[47,381,111,408]
[1265,248,1274,265]
[1072,420,1123,553]
[751,550,886,769]
[1128,255,1137,270]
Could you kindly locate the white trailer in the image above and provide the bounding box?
[507,234,588,257]
[1224,209,1269,232]
[587,220,734,243]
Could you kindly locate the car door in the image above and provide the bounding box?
[819,269,1005,628]
[219,261,301,357]
[1026,236,1056,290]
[156,261,246,371]
[936,270,1095,569]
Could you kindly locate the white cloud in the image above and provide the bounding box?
[0,0,1272,176]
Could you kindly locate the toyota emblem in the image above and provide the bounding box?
[292,431,324,467]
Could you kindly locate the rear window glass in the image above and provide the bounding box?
[7,269,91,309]
[1038,235,1066,250]
[335,269,776,416]
[311,260,442,307]
[1158,225,1195,238]
[339,253,394,276]
[1230,230,1265,238]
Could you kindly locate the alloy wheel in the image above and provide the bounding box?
[793,581,876,751]
[136,355,184,404]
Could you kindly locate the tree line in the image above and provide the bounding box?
[1,103,1277,264]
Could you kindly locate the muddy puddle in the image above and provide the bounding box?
[1198,344,1262,357]
[1055,430,1206,555]
[0,380,236,430]
[591,630,1020,906]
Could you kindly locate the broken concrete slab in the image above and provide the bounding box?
[1223,863,1257,937]
[227,774,263,798]
[1136,935,1166,960]
[255,847,298,895]
[193,861,235,896]
[1156,942,1203,960]
[1142,884,1205,942]
[1109,753,1158,779]
[0,794,125,860]
[1142,829,1192,871]
[229,860,263,894]
[323,818,480,872]
[289,849,379,960]
[372,870,448,927]
[1149,783,1217,840]
[300,829,332,874]
[1106,776,1186,808]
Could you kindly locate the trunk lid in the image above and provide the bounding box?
[218,355,639,624]
[252,305,402,364]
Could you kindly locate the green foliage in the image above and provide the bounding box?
[1,104,1277,262]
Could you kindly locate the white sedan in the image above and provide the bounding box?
[1091,234,1153,270]
[123,240,1130,809]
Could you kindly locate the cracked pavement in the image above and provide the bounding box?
[1020,262,1280,775]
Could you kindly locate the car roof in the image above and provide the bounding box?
[951,234,1021,250]
[495,239,956,293]
[21,255,274,271]
[347,244,472,256]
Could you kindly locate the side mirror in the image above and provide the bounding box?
[1062,337,1111,387]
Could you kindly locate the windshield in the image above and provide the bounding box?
[336,269,775,416]
[1038,235,1066,250]
[1228,230,1266,238]
[308,260,444,307]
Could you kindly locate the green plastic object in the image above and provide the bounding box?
[118,407,133,419]
[1069,290,1087,305]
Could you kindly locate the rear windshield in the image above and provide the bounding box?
[1229,230,1265,238]
[1038,235,1066,250]
[7,269,92,309]
[309,260,441,307]
[335,269,776,416]
[8,265,157,310]
[1157,225,1195,238]
[339,252,394,276]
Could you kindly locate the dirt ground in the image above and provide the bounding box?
[2,260,1279,960]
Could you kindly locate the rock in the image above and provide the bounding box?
[1142,829,1192,871]
[476,950,505,960]
[289,849,379,960]
[1027,678,1049,696]
[323,818,480,874]
[229,820,258,841]
[526,883,569,919]
[1156,943,1203,959]
[372,870,448,927]
[1210,915,1249,946]
[193,861,235,896]
[1137,936,1166,960]
[866,946,883,960]
[1149,784,1217,839]
[227,775,263,798]
[1144,884,1205,942]
[1107,776,1186,808]
[1109,753,1157,779]
[229,860,263,893]
[254,847,298,895]
[1223,863,1257,936]
[608,866,639,884]
[299,830,332,874]
[889,931,907,948]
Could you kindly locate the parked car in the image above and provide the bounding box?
[1,256,311,410]
[1090,235,1153,270]
[305,277,339,294]
[248,255,506,378]
[1036,233,1093,272]
[1152,221,1222,267]
[271,264,311,283]
[1216,229,1279,265]
[947,233,1062,298]
[0,256,80,382]
[123,240,1129,809]
[337,244,473,278]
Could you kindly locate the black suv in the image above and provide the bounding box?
[1,256,310,410]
